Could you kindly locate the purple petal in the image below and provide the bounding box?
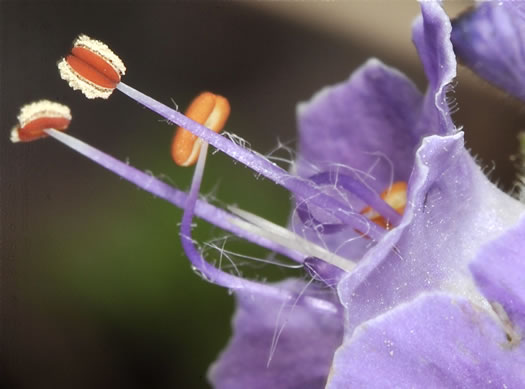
[296,59,423,191]
[294,2,457,190]
[327,293,525,388]
[208,279,343,389]
[412,1,457,136]
[292,60,426,261]
[471,215,525,333]
[451,1,525,101]
[337,134,524,334]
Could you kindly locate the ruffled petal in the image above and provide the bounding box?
[337,133,525,333]
[451,1,525,101]
[295,3,457,190]
[327,293,525,388]
[296,59,423,191]
[208,279,343,389]
[412,1,457,136]
[471,215,525,333]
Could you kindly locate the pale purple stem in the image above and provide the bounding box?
[180,142,339,314]
[44,129,304,262]
[116,82,384,241]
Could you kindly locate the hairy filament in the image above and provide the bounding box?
[43,129,355,272]
[180,142,339,314]
[44,129,301,262]
[116,82,385,240]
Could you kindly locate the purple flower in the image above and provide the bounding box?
[451,0,525,101]
[11,1,525,388]
[210,3,525,387]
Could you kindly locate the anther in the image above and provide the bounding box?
[10,100,71,143]
[361,181,407,229]
[171,92,231,167]
[58,34,126,99]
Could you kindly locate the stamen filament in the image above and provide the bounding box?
[44,129,302,262]
[180,142,339,314]
[228,206,356,272]
[43,129,355,271]
[116,82,385,240]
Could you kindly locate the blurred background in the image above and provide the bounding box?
[1,1,524,388]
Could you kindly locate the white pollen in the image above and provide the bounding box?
[10,126,20,143]
[74,34,126,76]
[17,100,71,127]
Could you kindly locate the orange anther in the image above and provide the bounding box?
[361,181,407,229]
[10,100,71,143]
[58,34,126,99]
[171,92,231,167]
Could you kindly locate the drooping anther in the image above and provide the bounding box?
[10,100,71,143]
[361,181,407,229]
[171,92,231,166]
[58,34,126,99]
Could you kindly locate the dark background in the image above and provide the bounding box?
[1,1,524,388]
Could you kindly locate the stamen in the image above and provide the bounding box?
[361,181,407,229]
[42,128,304,263]
[170,91,354,271]
[39,125,357,271]
[172,92,231,166]
[58,34,126,99]
[10,100,71,143]
[58,35,386,239]
[116,82,385,239]
[180,141,339,313]
[43,126,353,274]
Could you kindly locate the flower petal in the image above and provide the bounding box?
[337,133,525,334]
[208,279,343,389]
[326,293,525,388]
[451,1,525,101]
[293,3,457,242]
[471,215,525,333]
[412,1,457,135]
[296,58,423,191]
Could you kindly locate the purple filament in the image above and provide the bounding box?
[180,143,339,314]
[116,82,385,241]
[44,129,304,262]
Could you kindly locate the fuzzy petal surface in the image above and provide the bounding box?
[451,1,525,101]
[208,279,343,389]
[338,133,525,334]
[471,215,525,333]
[326,293,525,388]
